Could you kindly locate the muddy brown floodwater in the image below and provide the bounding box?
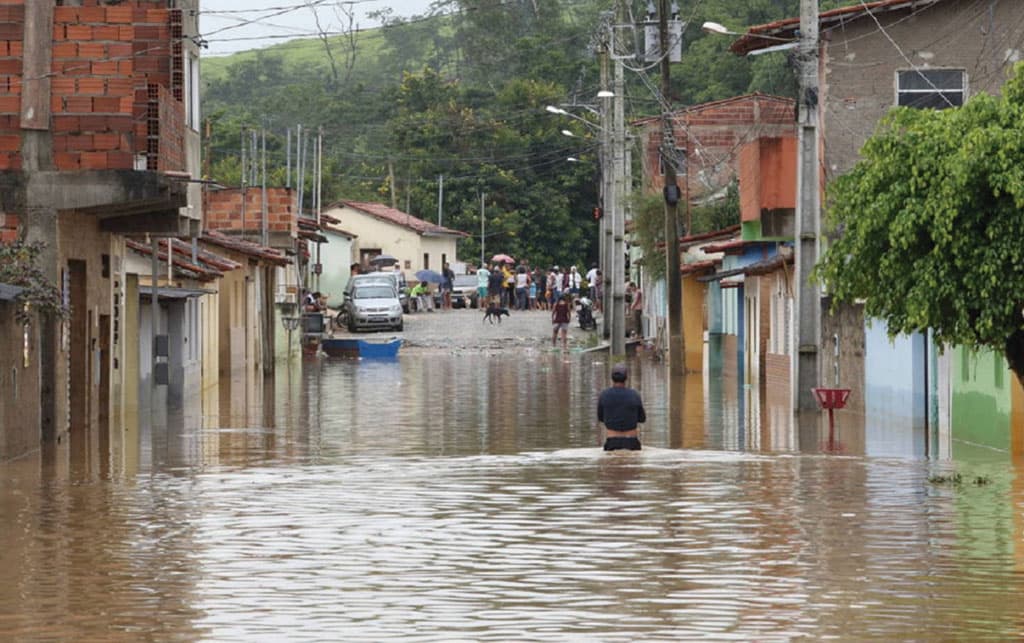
[2,308,1023,640]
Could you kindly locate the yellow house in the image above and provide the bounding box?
[324,201,467,274]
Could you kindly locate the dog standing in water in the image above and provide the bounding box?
[483,305,510,324]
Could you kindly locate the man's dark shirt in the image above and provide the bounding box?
[597,386,646,430]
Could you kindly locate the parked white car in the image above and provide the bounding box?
[343,283,404,332]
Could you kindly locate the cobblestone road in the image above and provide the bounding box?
[330,305,602,353]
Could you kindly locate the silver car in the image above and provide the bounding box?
[343,283,404,332]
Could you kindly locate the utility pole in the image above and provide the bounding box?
[610,10,627,358]
[659,0,684,376]
[795,0,821,411]
[599,34,613,341]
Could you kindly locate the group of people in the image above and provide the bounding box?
[474,262,604,313]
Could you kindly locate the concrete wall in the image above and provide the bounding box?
[319,229,354,308]
[0,305,41,460]
[822,1,1024,178]
[951,346,1011,458]
[326,205,460,275]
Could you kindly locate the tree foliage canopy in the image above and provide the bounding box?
[201,0,815,268]
[815,63,1024,376]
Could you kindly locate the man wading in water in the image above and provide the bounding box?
[597,363,646,451]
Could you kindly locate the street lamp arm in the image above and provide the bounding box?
[544,105,605,133]
[701,20,797,43]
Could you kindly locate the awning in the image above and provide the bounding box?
[696,267,746,283]
[0,283,24,301]
[139,285,215,301]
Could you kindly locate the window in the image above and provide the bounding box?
[185,53,200,130]
[897,69,965,109]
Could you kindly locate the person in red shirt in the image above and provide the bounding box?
[551,293,571,351]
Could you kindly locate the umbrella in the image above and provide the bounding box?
[491,253,515,264]
[415,269,444,284]
[369,253,399,266]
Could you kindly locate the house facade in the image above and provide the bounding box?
[0,1,204,462]
[323,201,466,277]
[734,0,1024,457]
[633,94,796,356]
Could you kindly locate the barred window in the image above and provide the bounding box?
[897,69,965,109]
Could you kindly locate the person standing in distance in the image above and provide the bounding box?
[597,363,646,451]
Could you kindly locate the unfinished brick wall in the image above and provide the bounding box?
[642,94,797,198]
[0,2,184,172]
[205,188,297,237]
[0,211,19,243]
[0,4,24,171]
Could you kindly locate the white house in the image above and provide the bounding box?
[323,201,467,278]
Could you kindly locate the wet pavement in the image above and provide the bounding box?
[2,307,1023,640]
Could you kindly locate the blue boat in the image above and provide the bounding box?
[320,337,402,359]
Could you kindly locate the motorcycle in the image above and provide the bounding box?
[576,297,597,330]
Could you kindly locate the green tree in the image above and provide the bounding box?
[815,63,1024,384]
[0,239,67,325]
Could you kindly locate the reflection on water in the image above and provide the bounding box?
[2,350,1023,640]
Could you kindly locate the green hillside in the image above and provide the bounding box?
[199,0,820,267]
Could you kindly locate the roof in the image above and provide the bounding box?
[680,260,717,276]
[732,0,944,55]
[126,239,224,282]
[201,230,290,266]
[701,238,780,255]
[335,200,468,238]
[632,93,794,126]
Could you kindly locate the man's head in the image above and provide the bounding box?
[611,363,628,383]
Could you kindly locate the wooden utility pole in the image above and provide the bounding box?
[659,0,684,375]
[795,0,821,411]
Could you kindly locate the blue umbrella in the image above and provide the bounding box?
[415,269,444,283]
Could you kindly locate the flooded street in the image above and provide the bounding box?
[2,309,1023,640]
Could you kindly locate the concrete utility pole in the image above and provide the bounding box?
[610,14,627,358]
[795,0,821,411]
[659,0,684,376]
[599,38,612,341]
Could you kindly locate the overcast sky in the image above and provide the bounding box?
[200,0,435,57]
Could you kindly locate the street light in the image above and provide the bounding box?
[701,21,797,55]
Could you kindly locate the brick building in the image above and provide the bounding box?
[0,1,203,462]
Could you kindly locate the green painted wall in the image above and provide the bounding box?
[951,346,1011,458]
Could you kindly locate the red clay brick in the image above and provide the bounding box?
[7,40,19,56]
[50,95,61,113]
[78,114,106,131]
[0,133,18,151]
[78,42,105,59]
[52,135,67,152]
[63,96,91,112]
[91,25,119,41]
[77,78,104,95]
[92,132,118,150]
[2,213,19,228]
[106,7,132,24]
[118,96,132,112]
[107,151,132,168]
[66,134,93,151]
[106,78,132,96]
[53,7,78,23]
[52,24,65,41]
[51,41,76,58]
[117,61,132,75]
[79,6,106,23]
[92,96,119,113]
[55,152,80,169]
[91,61,118,76]
[65,25,92,41]
[0,42,8,56]
[0,96,18,113]
[79,151,107,169]
[117,26,133,40]
[0,7,25,22]
[0,59,18,75]
[0,24,19,40]
[107,42,131,59]
[53,116,80,132]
